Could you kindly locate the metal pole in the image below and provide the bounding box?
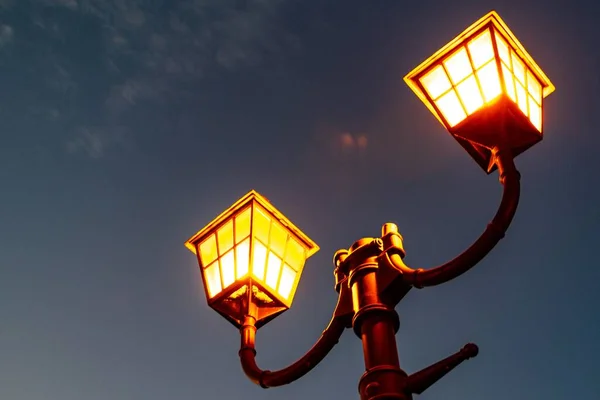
[344,238,410,400]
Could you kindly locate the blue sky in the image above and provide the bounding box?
[1,1,599,399]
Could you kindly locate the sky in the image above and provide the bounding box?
[1,0,599,399]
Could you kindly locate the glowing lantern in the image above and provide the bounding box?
[404,11,555,172]
[185,190,319,328]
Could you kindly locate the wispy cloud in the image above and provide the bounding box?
[65,126,129,159]
[105,78,161,113]
[90,0,300,113]
[8,0,302,159]
[83,0,297,70]
[0,24,13,47]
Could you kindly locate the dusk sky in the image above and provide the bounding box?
[1,0,599,399]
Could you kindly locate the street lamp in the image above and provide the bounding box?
[404,11,554,172]
[184,11,554,400]
[184,190,319,329]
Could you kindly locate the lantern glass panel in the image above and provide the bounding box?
[204,262,222,298]
[278,264,296,300]
[235,239,250,279]
[252,240,268,281]
[220,250,236,288]
[199,235,218,267]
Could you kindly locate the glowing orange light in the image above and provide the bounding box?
[404,11,555,172]
[185,190,319,328]
[405,11,554,130]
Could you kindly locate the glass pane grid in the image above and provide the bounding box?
[198,205,312,302]
[467,29,494,69]
[248,206,303,302]
[435,89,466,127]
[476,60,502,102]
[199,210,256,298]
[420,29,508,128]
[463,42,486,113]
[446,68,474,90]
[421,65,452,100]
[414,25,548,134]
[440,61,469,118]
[495,38,544,130]
[252,205,271,283]
[456,75,484,114]
[444,47,472,85]
[274,235,291,296]
[423,47,479,127]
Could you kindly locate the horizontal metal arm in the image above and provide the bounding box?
[388,149,521,288]
[238,290,349,388]
[406,343,479,395]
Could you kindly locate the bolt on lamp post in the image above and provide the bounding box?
[184,11,554,400]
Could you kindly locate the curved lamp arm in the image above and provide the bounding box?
[238,288,349,388]
[388,149,521,288]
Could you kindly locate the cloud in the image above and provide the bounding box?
[22,0,301,118]
[0,24,13,46]
[105,78,171,115]
[10,0,303,160]
[65,126,128,159]
[81,0,301,112]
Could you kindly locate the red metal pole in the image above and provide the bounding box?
[345,238,410,400]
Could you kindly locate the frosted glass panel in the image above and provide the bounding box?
[421,65,452,100]
[435,90,466,127]
[220,250,235,288]
[444,48,472,84]
[252,241,267,280]
[217,220,234,254]
[265,252,282,289]
[278,264,296,300]
[235,207,251,243]
[235,239,250,279]
[199,235,218,267]
[204,262,222,298]
[456,76,484,115]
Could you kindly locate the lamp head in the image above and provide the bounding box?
[404,11,555,172]
[185,190,319,329]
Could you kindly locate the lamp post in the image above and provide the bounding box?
[184,11,555,400]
